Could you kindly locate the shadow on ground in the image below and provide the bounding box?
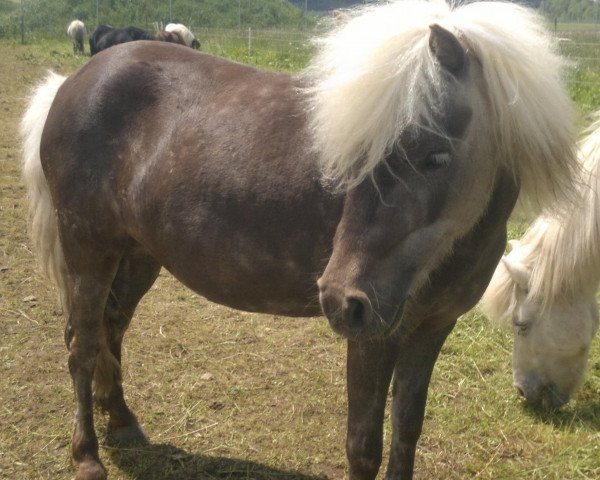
[104,437,337,480]
[521,396,600,432]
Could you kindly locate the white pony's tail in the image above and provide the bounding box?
[20,72,70,314]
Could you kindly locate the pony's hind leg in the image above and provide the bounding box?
[93,242,161,444]
[65,249,123,480]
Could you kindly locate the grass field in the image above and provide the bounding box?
[561,29,600,119]
[0,34,599,480]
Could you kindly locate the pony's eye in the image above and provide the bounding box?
[513,319,529,336]
[423,151,452,170]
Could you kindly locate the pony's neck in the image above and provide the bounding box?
[528,130,600,302]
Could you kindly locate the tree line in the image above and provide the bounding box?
[4,0,600,41]
[540,0,600,23]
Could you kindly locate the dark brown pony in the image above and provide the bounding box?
[155,30,186,46]
[21,2,577,480]
[89,25,155,55]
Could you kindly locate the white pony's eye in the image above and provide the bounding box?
[514,319,529,336]
[424,151,452,170]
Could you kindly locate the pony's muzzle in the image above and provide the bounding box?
[514,379,569,410]
[317,281,377,337]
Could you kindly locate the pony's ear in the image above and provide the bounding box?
[501,256,530,291]
[429,24,465,75]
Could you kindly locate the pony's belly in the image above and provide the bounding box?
[169,268,323,317]
[160,253,324,318]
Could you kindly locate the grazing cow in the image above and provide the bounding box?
[89,25,155,56]
[165,23,200,49]
[155,30,187,46]
[67,20,85,55]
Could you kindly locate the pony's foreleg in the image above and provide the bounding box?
[385,321,456,479]
[93,244,160,444]
[66,254,122,480]
[345,339,399,480]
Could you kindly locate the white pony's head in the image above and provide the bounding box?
[482,112,600,409]
[165,23,200,49]
[482,236,599,409]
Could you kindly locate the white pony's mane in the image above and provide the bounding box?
[67,20,84,35]
[165,23,196,47]
[531,118,600,301]
[481,117,600,325]
[306,0,576,209]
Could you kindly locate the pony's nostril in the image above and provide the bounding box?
[344,296,368,331]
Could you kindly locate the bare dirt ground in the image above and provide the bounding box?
[1,40,598,480]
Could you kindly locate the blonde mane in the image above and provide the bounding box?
[306,0,576,209]
[481,117,600,325]
[529,118,600,302]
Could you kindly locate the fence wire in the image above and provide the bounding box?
[5,5,600,89]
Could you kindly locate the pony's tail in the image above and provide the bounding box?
[20,72,71,314]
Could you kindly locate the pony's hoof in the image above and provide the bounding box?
[107,424,148,446]
[74,459,107,480]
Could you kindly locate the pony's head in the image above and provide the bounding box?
[486,242,599,409]
[482,113,600,409]
[317,23,491,338]
[308,0,576,339]
[165,23,200,49]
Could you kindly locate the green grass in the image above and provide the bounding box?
[0,35,599,480]
[196,28,314,71]
[559,29,600,119]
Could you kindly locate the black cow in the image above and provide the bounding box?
[89,25,155,55]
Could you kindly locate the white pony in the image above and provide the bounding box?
[481,117,600,409]
[67,20,85,55]
[165,23,200,49]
